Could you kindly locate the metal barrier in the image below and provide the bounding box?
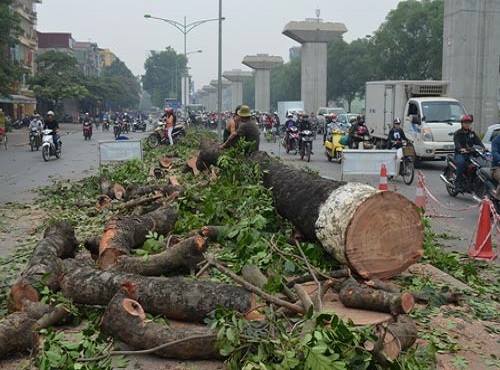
[341,149,398,180]
[98,140,143,166]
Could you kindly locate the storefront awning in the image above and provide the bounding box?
[0,95,37,104]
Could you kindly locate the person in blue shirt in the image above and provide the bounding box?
[491,129,500,199]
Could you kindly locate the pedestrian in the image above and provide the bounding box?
[223,105,241,143]
[220,105,260,151]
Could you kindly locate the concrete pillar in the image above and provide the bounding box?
[203,85,217,112]
[223,69,253,111]
[198,90,208,110]
[242,54,283,112]
[210,79,232,112]
[443,0,500,133]
[283,20,347,114]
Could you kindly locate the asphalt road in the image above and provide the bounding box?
[0,126,492,254]
[0,124,147,204]
[259,134,488,254]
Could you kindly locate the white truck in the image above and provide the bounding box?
[365,80,467,160]
[277,101,304,125]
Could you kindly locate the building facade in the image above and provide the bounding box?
[99,48,116,69]
[1,0,40,119]
[73,41,101,77]
[443,0,500,133]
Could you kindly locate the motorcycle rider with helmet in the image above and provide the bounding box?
[43,111,60,149]
[348,115,368,149]
[298,113,313,154]
[284,113,297,148]
[387,118,408,149]
[453,114,485,191]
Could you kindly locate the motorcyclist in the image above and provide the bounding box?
[453,114,485,191]
[349,115,368,149]
[490,129,500,199]
[284,113,297,148]
[387,118,408,149]
[43,111,60,149]
[298,114,313,154]
[29,114,43,132]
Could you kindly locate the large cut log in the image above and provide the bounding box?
[111,236,208,276]
[251,152,424,279]
[101,289,220,360]
[60,259,253,322]
[98,206,178,269]
[9,221,78,311]
[0,301,69,359]
[339,278,414,315]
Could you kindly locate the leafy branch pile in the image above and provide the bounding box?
[0,129,498,370]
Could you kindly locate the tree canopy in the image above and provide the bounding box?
[142,47,187,108]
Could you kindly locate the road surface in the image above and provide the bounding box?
[0,124,147,204]
[259,134,488,255]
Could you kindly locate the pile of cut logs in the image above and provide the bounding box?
[1,146,461,366]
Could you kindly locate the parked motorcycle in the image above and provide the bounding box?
[41,129,61,161]
[147,123,186,148]
[83,122,92,140]
[132,120,147,132]
[440,146,499,211]
[282,126,300,154]
[29,127,42,151]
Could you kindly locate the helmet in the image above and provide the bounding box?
[393,118,402,125]
[287,114,293,118]
[85,112,89,116]
[357,115,365,124]
[47,111,54,116]
[349,117,357,124]
[331,113,337,119]
[461,114,473,123]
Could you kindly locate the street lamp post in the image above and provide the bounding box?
[144,14,223,118]
[217,0,223,138]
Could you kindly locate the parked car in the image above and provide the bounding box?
[483,123,500,151]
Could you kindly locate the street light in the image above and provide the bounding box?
[144,13,224,118]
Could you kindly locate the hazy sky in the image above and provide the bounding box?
[37,0,401,90]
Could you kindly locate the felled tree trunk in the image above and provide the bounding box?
[101,290,220,360]
[251,152,424,280]
[0,301,69,359]
[339,278,414,315]
[110,236,208,276]
[98,206,178,269]
[125,184,181,201]
[196,138,221,171]
[61,259,253,322]
[9,221,78,311]
[373,315,418,364]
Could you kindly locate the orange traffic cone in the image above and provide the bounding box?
[415,173,426,210]
[469,198,497,261]
[379,164,388,191]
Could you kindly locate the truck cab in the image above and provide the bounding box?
[404,97,465,160]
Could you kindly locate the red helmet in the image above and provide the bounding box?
[461,114,473,123]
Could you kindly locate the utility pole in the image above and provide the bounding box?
[217,0,223,138]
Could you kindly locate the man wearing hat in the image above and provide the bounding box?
[220,105,260,151]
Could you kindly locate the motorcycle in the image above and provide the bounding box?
[122,121,130,134]
[103,120,110,131]
[351,126,374,149]
[440,146,499,211]
[264,126,277,143]
[29,127,42,151]
[132,120,147,132]
[324,129,346,163]
[113,121,122,139]
[83,122,92,140]
[299,130,314,162]
[41,129,61,162]
[147,122,186,148]
[282,126,300,154]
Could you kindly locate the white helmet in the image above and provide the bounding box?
[47,111,55,116]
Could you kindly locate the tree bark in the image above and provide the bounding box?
[0,301,69,359]
[101,290,220,360]
[9,221,78,311]
[98,206,178,269]
[125,184,181,201]
[251,152,424,280]
[60,259,253,323]
[373,315,418,364]
[241,265,268,289]
[110,236,208,276]
[339,278,415,315]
